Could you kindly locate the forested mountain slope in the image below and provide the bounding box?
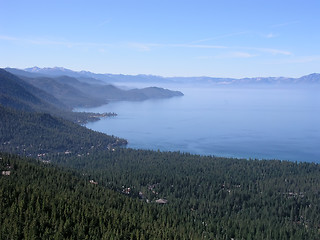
[0,153,202,239]
[0,69,66,112]
[2,148,320,239]
[52,149,320,239]
[0,105,126,157]
[20,74,183,107]
[5,68,184,109]
[0,69,115,123]
[19,75,108,108]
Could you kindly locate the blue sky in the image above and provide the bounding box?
[1,0,319,78]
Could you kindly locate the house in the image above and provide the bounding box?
[89,180,98,185]
[155,198,168,204]
[122,187,131,194]
[1,171,11,176]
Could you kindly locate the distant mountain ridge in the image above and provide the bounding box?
[0,69,66,112]
[0,69,116,123]
[4,68,184,109]
[22,66,320,85]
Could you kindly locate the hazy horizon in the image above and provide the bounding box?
[5,66,320,80]
[1,0,319,78]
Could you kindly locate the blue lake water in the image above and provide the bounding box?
[77,86,320,163]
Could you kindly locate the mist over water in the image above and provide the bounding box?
[77,86,320,163]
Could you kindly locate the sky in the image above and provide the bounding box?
[0,0,320,78]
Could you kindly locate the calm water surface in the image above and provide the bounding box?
[77,86,320,163]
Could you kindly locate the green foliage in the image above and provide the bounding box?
[0,153,203,239]
[0,105,126,157]
[2,150,320,239]
[53,149,320,239]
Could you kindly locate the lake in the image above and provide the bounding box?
[77,86,320,163]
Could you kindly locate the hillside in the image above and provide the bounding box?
[20,75,107,108]
[0,105,126,157]
[6,67,105,85]
[0,69,66,112]
[2,142,320,239]
[5,68,184,109]
[0,69,114,123]
[0,153,199,239]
